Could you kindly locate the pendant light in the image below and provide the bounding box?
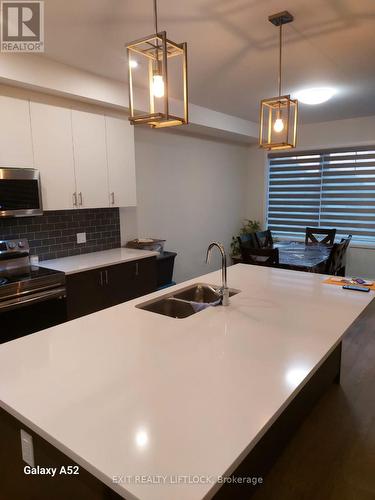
[259,11,298,150]
[126,0,188,128]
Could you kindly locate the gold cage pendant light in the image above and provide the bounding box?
[126,0,188,129]
[259,11,298,150]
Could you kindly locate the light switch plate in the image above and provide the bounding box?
[77,232,86,244]
[20,429,35,467]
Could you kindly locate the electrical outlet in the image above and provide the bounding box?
[20,430,35,467]
[77,232,86,244]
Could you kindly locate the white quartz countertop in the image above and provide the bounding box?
[39,247,159,274]
[0,265,373,500]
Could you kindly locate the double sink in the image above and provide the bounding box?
[137,283,240,319]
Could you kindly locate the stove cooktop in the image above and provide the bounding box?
[0,265,66,303]
[0,265,63,285]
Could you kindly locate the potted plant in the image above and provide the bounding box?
[231,219,261,258]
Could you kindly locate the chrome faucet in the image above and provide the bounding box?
[206,242,230,306]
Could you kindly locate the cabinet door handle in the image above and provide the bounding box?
[135,262,139,276]
[99,271,103,286]
[105,270,109,285]
[111,192,115,205]
[78,192,83,206]
[72,192,77,207]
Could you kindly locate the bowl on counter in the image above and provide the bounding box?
[125,238,166,254]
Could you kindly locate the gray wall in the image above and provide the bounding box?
[122,129,249,283]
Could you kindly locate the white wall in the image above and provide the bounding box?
[297,115,375,150]
[122,128,249,283]
[246,115,375,279]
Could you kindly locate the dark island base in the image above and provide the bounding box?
[0,343,342,500]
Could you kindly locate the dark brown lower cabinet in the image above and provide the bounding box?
[66,257,156,320]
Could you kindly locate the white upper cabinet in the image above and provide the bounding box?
[105,116,136,207]
[30,102,77,210]
[71,110,109,209]
[0,95,137,211]
[0,96,34,167]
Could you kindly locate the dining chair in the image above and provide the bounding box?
[237,233,257,249]
[240,247,279,267]
[305,227,337,245]
[325,235,352,276]
[255,229,274,248]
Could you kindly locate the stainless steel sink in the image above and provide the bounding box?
[136,297,195,319]
[136,283,240,319]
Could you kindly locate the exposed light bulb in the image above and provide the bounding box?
[152,74,165,98]
[273,118,284,133]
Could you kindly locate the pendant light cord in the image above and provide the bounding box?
[278,23,282,97]
[154,0,160,72]
[154,0,158,34]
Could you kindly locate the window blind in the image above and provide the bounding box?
[267,147,375,243]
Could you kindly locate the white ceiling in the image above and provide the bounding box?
[42,0,375,124]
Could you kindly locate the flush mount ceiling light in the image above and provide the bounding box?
[126,0,188,129]
[294,87,336,105]
[259,11,298,151]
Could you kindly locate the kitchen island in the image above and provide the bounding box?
[0,264,373,500]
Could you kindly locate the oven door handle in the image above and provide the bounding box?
[0,287,66,313]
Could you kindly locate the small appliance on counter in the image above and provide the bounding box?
[125,238,176,289]
[0,239,66,343]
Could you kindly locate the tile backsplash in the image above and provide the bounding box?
[0,208,121,261]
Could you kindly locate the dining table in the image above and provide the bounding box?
[274,240,332,272]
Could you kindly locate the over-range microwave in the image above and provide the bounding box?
[0,167,43,217]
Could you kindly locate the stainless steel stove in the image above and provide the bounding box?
[0,239,67,343]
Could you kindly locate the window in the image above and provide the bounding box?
[267,147,375,243]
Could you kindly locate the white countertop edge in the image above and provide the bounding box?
[39,248,159,275]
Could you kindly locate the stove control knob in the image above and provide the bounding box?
[18,241,25,248]
[7,242,16,249]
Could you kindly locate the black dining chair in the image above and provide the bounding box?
[240,247,279,267]
[255,229,274,249]
[305,227,336,245]
[237,233,257,250]
[325,235,352,276]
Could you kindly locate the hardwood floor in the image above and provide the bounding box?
[253,299,375,500]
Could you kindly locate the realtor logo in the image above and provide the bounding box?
[1,1,44,52]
